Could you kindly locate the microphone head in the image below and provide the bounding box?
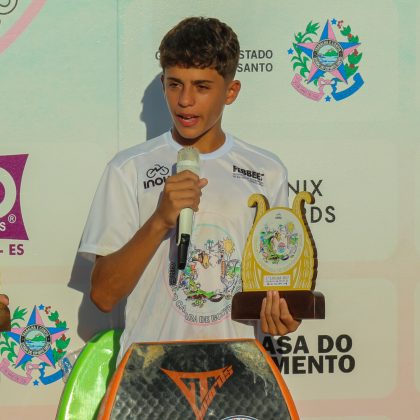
[176,146,200,175]
[177,146,199,163]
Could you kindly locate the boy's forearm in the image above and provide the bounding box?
[90,171,205,312]
[90,213,170,312]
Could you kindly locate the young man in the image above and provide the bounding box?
[79,17,300,362]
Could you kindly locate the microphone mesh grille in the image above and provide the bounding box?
[177,146,199,162]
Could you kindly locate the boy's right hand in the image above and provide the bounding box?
[91,170,207,313]
[154,170,208,230]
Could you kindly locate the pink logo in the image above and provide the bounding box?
[0,154,28,240]
[0,0,47,55]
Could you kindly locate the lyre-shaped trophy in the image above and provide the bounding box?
[232,192,325,320]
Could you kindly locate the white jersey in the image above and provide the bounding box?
[79,131,288,361]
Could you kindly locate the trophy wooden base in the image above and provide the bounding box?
[231,290,325,320]
[0,303,11,332]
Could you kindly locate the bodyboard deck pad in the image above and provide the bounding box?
[100,339,299,420]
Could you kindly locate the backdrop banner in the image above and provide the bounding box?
[0,1,419,419]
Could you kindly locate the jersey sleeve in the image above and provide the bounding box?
[78,161,139,260]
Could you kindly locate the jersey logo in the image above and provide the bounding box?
[143,164,169,189]
[232,165,264,186]
[161,365,233,420]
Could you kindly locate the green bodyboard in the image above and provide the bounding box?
[56,329,122,420]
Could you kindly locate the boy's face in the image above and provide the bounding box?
[162,66,240,151]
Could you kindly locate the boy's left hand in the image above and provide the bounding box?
[0,294,9,306]
[260,291,301,336]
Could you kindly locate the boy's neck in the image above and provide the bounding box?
[171,127,226,154]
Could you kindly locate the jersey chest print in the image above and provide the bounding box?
[168,223,242,325]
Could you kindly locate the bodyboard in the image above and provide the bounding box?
[56,329,122,420]
[99,339,299,420]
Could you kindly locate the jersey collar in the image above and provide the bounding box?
[165,130,233,160]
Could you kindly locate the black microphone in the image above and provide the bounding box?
[176,147,200,270]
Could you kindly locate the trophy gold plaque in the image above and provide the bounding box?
[232,191,325,320]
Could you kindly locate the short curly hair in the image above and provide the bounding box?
[159,17,240,79]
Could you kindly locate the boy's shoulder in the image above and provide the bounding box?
[230,134,287,172]
[109,131,172,169]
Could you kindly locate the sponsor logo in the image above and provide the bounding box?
[157,47,275,73]
[263,334,355,375]
[289,179,336,224]
[0,304,71,386]
[232,165,264,186]
[143,164,169,189]
[162,365,233,419]
[0,154,28,241]
[0,0,46,55]
[238,49,274,73]
[289,19,364,102]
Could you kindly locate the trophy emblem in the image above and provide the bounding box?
[232,192,325,320]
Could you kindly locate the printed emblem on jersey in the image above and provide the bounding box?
[143,164,170,190]
[169,224,241,325]
[232,165,264,186]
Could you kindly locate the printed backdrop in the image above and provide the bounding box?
[1,0,419,419]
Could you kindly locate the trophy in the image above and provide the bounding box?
[232,192,325,320]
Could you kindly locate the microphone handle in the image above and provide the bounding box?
[176,148,200,270]
[176,158,199,246]
[177,233,190,270]
[177,207,193,269]
[177,208,193,245]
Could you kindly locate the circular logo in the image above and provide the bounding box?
[313,39,343,71]
[20,324,51,356]
[252,208,304,273]
[0,167,17,218]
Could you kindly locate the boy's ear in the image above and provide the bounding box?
[225,80,241,105]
